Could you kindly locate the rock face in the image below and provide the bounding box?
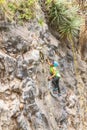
[0,2,87,130]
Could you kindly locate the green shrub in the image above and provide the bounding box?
[0,0,37,22]
[38,18,44,26]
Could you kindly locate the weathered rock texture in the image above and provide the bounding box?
[0,3,87,130]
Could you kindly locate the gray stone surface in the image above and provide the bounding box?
[0,2,87,130]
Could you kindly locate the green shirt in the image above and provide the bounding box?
[50,66,61,77]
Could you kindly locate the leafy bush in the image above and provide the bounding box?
[0,0,37,22]
[46,0,81,40]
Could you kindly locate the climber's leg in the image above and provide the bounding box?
[57,78,60,93]
[52,77,58,94]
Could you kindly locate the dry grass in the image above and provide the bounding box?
[79,15,87,59]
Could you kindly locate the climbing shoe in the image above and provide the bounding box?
[53,88,58,94]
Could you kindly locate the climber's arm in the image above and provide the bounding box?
[46,59,53,66]
[48,73,55,80]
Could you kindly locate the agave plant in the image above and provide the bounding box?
[59,17,80,39]
[49,1,68,28]
[49,0,81,40]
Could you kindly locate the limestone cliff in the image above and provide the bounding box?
[0,2,87,130]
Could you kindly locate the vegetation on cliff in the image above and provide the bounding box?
[0,0,37,21]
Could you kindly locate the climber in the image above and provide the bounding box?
[47,59,61,95]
